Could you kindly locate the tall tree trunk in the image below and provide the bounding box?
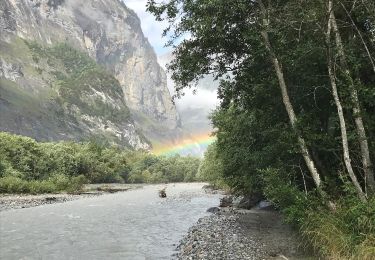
[258,0,323,192]
[330,4,375,195]
[326,0,367,201]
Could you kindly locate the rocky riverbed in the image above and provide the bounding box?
[0,193,100,212]
[176,207,315,260]
[0,183,222,260]
[1,184,315,259]
[0,183,142,212]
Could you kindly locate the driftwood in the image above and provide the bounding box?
[159,188,167,198]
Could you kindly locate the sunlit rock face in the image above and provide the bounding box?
[0,0,181,148]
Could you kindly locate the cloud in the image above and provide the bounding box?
[158,51,219,135]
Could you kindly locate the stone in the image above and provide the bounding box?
[236,193,263,209]
[0,0,181,147]
[207,207,220,213]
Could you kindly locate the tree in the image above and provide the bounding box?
[326,0,366,201]
[147,0,328,196]
[147,0,375,201]
[329,1,375,195]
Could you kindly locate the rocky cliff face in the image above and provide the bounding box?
[0,0,181,148]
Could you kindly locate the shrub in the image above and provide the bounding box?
[48,174,71,191]
[28,180,56,194]
[0,132,201,193]
[0,176,28,193]
[65,175,87,194]
[0,132,45,180]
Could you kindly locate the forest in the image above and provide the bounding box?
[147,0,375,258]
[0,132,201,194]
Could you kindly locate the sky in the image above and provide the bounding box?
[123,0,172,56]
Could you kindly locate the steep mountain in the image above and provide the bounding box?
[0,0,181,149]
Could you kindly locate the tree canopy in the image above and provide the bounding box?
[147,1,375,257]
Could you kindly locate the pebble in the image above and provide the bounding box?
[176,210,267,260]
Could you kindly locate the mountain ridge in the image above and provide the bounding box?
[0,0,181,148]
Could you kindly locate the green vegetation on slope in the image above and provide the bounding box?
[148,0,375,258]
[0,132,201,194]
[25,41,131,123]
[0,37,140,147]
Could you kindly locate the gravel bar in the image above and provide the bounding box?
[0,184,143,212]
[176,208,315,260]
[0,193,101,212]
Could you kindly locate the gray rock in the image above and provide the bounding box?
[257,200,274,210]
[237,193,263,209]
[206,207,220,213]
[0,0,181,147]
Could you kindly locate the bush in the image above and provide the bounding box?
[0,132,45,180]
[28,180,56,194]
[65,175,87,194]
[0,132,201,194]
[0,176,28,193]
[197,142,229,189]
[0,175,87,194]
[127,154,201,184]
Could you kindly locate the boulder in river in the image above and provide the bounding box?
[207,207,220,213]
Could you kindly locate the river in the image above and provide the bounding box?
[0,183,222,260]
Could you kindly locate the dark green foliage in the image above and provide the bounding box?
[148,0,375,258]
[197,142,227,189]
[128,154,201,183]
[0,132,201,194]
[0,133,45,180]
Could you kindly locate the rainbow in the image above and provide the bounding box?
[152,132,216,156]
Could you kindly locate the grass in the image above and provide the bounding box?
[300,197,375,259]
[259,168,375,259]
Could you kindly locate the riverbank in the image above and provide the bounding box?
[0,183,142,212]
[0,193,100,211]
[177,207,315,260]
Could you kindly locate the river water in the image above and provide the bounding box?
[0,183,222,260]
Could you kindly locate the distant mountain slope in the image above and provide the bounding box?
[0,0,181,148]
